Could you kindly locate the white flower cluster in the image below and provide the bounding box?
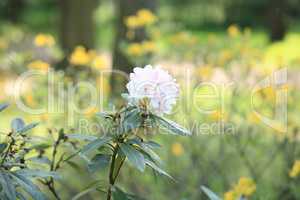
[126,65,179,114]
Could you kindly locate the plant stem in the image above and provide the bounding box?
[107,145,120,200]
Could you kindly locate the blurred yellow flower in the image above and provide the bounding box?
[234,177,256,197]
[170,32,198,46]
[24,94,36,107]
[197,65,213,80]
[92,56,107,70]
[125,16,142,29]
[136,9,157,25]
[171,142,184,156]
[219,50,233,64]
[227,24,240,38]
[34,34,55,47]
[27,60,50,72]
[39,113,49,122]
[247,112,261,124]
[84,106,98,117]
[210,110,227,121]
[289,160,300,178]
[127,43,143,56]
[0,38,8,49]
[142,41,157,53]
[125,9,156,29]
[225,177,256,200]
[127,41,157,57]
[224,190,235,200]
[69,46,91,66]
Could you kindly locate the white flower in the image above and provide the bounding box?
[126,65,179,114]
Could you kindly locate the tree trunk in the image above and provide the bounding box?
[267,0,287,42]
[111,0,156,97]
[58,0,97,54]
[3,0,25,23]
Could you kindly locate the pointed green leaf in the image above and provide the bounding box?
[145,159,174,180]
[66,134,97,141]
[153,115,191,136]
[11,172,46,200]
[11,118,25,132]
[15,169,60,179]
[0,143,7,153]
[0,171,17,200]
[80,137,112,155]
[120,143,145,172]
[87,154,110,173]
[201,186,222,200]
[0,103,9,112]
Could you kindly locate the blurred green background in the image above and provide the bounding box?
[0,0,300,199]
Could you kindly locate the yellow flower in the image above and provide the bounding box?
[125,16,142,29]
[227,24,240,37]
[171,142,184,156]
[142,41,157,53]
[225,177,256,200]
[247,112,260,124]
[125,9,156,29]
[224,190,235,200]
[24,94,36,107]
[219,50,233,64]
[39,113,49,122]
[27,60,50,72]
[197,65,213,80]
[127,43,143,56]
[170,32,197,46]
[0,38,8,49]
[84,106,98,117]
[136,9,157,26]
[34,34,55,47]
[92,56,107,70]
[289,160,300,178]
[69,46,91,66]
[234,177,256,197]
[210,110,227,121]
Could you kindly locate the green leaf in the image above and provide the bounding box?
[80,137,112,155]
[15,169,60,179]
[11,118,25,132]
[96,111,114,120]
[11,172,46,200]
[201,186,222,200]
[139,143,162,164]
[144,141,161,149]
[12,121,39,135]
[112,186,145,200]
[66,134,97,141]
[153,115,191,136]
[27,156,51,165]
[0,143,7,153]
[0,103,9,112]
[120,143,145,172]
[87,154,110,173]
[112,187,132,200]
[122,108,142,133]
[145,159,174,180]
[0,171,17,200]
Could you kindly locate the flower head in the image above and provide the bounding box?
[27,60,50,72]
[289,160,300,178]
[126,65,179,114]
[34,34,55,47]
